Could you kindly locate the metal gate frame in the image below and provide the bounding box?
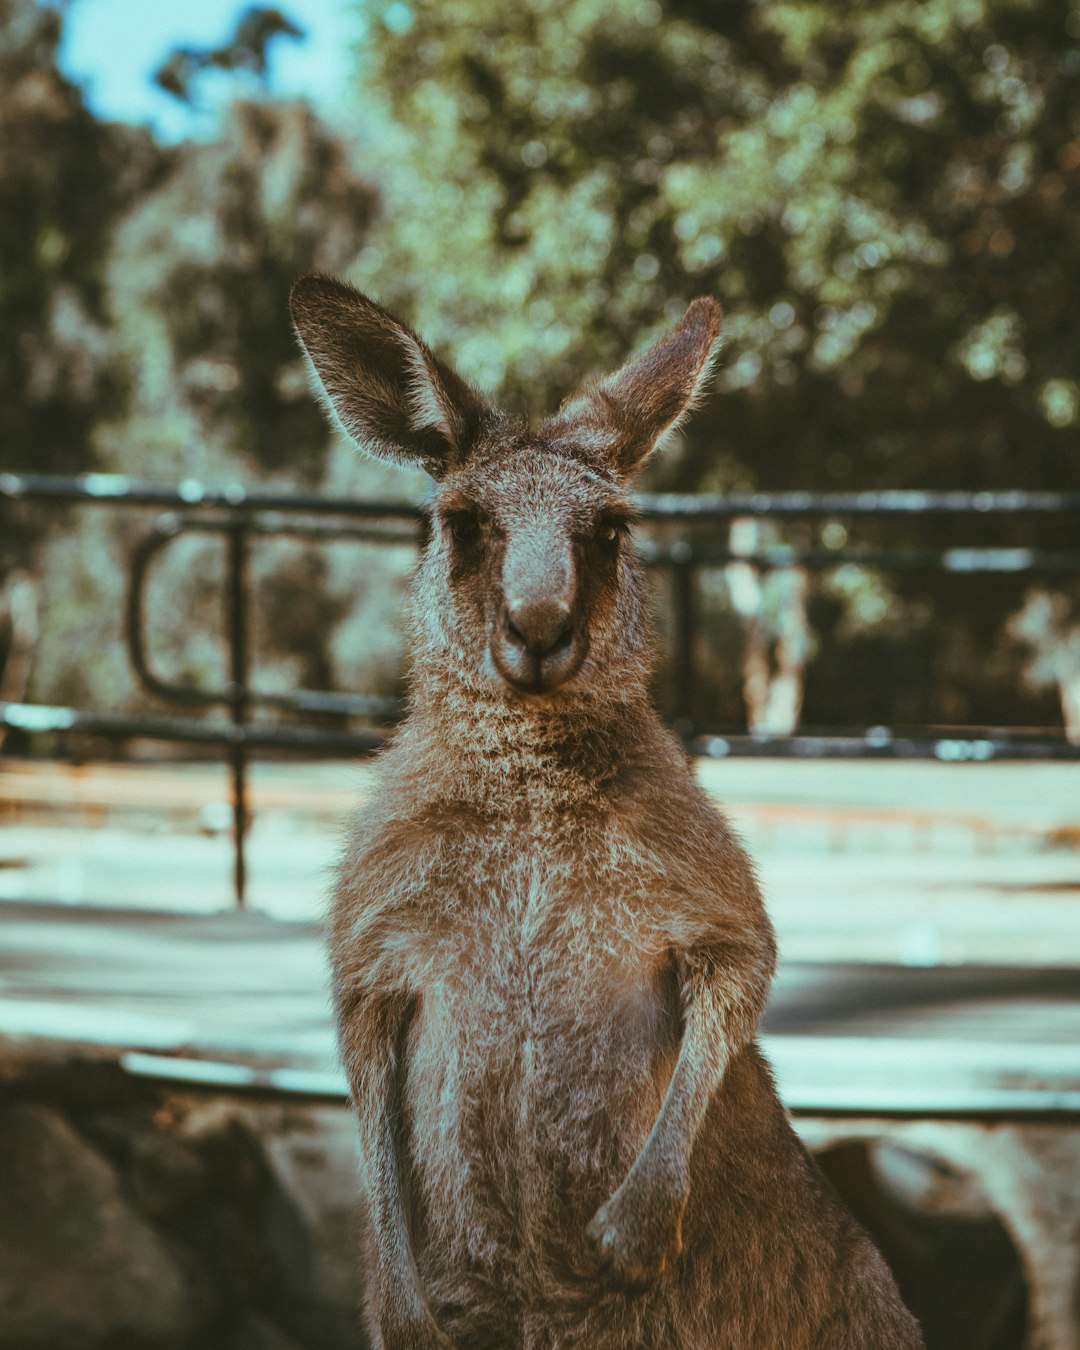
[2,471,1079,904]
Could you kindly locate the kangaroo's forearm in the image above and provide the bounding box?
[356,1062,415,1280]
[630,932,776,1186]
[585,932,776,1285]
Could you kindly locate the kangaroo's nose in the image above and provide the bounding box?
[505,597,573,657]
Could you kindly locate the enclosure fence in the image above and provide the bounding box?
[2,471,1079,905]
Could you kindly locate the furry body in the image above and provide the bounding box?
[333,695,920,1349]
[291,275,924,1349]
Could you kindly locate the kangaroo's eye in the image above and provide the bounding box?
[595,517,628,550]
[446,510,481,546]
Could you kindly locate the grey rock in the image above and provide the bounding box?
[86,1111,206,1218]
[226,1312,307,1350]
[129,1128,206,1219]
[0,1103,216,1349]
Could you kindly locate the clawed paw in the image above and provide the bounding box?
[584,1190,683,1293]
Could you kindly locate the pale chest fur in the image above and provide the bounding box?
[340,796,683,1278]
[406,811,678,1066]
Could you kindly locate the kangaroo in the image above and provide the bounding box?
[290,275,924,1350]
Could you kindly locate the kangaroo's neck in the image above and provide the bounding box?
[404,668,657,812]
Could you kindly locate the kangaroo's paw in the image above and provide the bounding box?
[584,1179,685,1293]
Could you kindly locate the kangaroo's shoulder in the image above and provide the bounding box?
[613,721,744,843]
[605,722,763,916]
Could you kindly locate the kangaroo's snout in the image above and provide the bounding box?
[491,530,587,693]
[505,595,573,656]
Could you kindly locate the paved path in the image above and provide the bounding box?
[2,757,1078,1111]
[3,758,1078,964]
[2,901,1079,1113]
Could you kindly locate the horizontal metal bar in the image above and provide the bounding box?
[4,473,1080,517]
[24,481,1075,578]
[0,472,426,520]
[245,517,420,544]
[152,511,1080,576]
[689,731,1080,761]
[634,488,1080,517]
[0,702,385,754]
[162,512,421,545]
[251,688,402,719]
[637,541,1080,574]
[4,703,1076,760]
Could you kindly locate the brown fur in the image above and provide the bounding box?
[290,275,924,1350]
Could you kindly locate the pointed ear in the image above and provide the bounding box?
[289,274,490,477]
[549,298,723,482]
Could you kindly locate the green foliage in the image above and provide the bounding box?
[100,96,377,483]
[355,0,1080,496]
[0,0,161,485]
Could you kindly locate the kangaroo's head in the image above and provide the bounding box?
[290,277,721,708]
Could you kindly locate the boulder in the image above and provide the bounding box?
[0,1103,215,1349]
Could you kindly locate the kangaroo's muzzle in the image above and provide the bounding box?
[491,531,588,693]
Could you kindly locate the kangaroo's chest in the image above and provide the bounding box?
[414,818,669,1036]
[421,843,670,1061]
[400,824,677,1247]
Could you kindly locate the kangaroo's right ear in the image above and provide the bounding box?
[546,298,723,482]
[289,275,490,477]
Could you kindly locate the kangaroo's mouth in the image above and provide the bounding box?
[490,630,589,696]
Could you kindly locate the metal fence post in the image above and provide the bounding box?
[671,545,696,734]
[226,515,250,908]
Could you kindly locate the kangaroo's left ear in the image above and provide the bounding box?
[546,298,723,482]
[290,274,491,478]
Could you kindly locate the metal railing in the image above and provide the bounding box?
[2,471,1079,904]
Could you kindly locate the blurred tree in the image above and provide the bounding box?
[0,0,165,702]
[0,0,163,487]
[15,8,391,714]
[354,0,1080,495]
[349,0,1080,730]
[99,95,377,482]
[36,95,388,713]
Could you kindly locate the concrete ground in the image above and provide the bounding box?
[2,757,1078,963]
[1,755,1078,1114]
